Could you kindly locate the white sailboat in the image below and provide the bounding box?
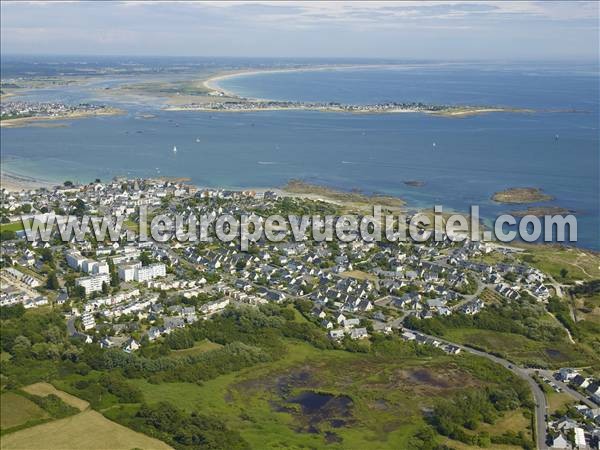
[173,145,177,153]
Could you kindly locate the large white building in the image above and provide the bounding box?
[66,250,87,270]
[133,263,166,282]
[81,312,96,330]
[76,273,110,295]
[118,262,142,282]
[83,260,109,275]
[66,250,109,275]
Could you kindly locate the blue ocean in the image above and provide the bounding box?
[1,60,598,249]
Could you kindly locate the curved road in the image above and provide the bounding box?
[404,328,548,450]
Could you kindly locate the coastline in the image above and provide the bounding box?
[200,65,534,118]
[164,103,531,117]
[186,66,536,117]
[1,170,596,254]
[0,107,126,129]
[202,64,394,98]
[0,169,56,192]
[201,63,465,100]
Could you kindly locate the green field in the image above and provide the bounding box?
[170,339,223,358]
[0,409,172,450]
[117,341,530,449]
[0,221,24,233]
[443,328,595,368]
[1,300,539,449]
[546,391,575,415]
[0,392,48,431]
[516,244,600,282]
[22,382,89,411]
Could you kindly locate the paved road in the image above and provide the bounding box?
[533,369,598,408]
[403,328,548,450]
[66,316,77,337]
[0,274,40,298]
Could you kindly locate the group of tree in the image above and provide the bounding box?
[120,401,249,450]
[431,387,533,449]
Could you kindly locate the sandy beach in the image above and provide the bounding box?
[0,170,56,192]
[201,63,436,99]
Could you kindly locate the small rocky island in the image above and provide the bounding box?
[509,206,576,217]
[492,187,554,204]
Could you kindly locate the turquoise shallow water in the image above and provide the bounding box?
[1,60,598,249]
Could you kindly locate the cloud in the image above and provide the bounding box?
[1,1,597,58]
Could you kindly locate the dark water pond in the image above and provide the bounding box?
[289,391,353,415]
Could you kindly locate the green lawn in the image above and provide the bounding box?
[0,221,24,233]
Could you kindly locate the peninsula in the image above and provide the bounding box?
[0,101,124,128]
[138,65,534,117]
[165,99,530,116]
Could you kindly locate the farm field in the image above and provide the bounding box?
[0,409,172,450]
[0,392,48,432]
[22,383,89,411]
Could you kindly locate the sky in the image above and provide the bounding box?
[1,1,598,60]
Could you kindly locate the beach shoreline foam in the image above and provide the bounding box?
[1,169,56,192]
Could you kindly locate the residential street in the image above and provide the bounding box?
[402,328,549,450]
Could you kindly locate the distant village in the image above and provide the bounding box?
[170,99,455,113]
[0,101,111,121]
[1,177,598,449]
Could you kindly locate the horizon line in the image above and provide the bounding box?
[1,53,599,64]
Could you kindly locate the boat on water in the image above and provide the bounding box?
[173,146,177,153]
[195,138,200,143]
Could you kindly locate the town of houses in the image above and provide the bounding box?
[1,177,599,449]
[0,100,113,120]
[0,177,571,349]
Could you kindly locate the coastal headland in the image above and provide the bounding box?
[0,106,125,128]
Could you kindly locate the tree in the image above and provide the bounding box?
[0,230,16,241]
[0,304,25,320]
[40,248,54,263]
[12,335,32,357]
[140,251,152,266]
[71,199,86,217]
[63,180,74,187]
[108,259,120,288]
[46,271,60,290]
[102,281,110,295]
[559,268,569,279]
